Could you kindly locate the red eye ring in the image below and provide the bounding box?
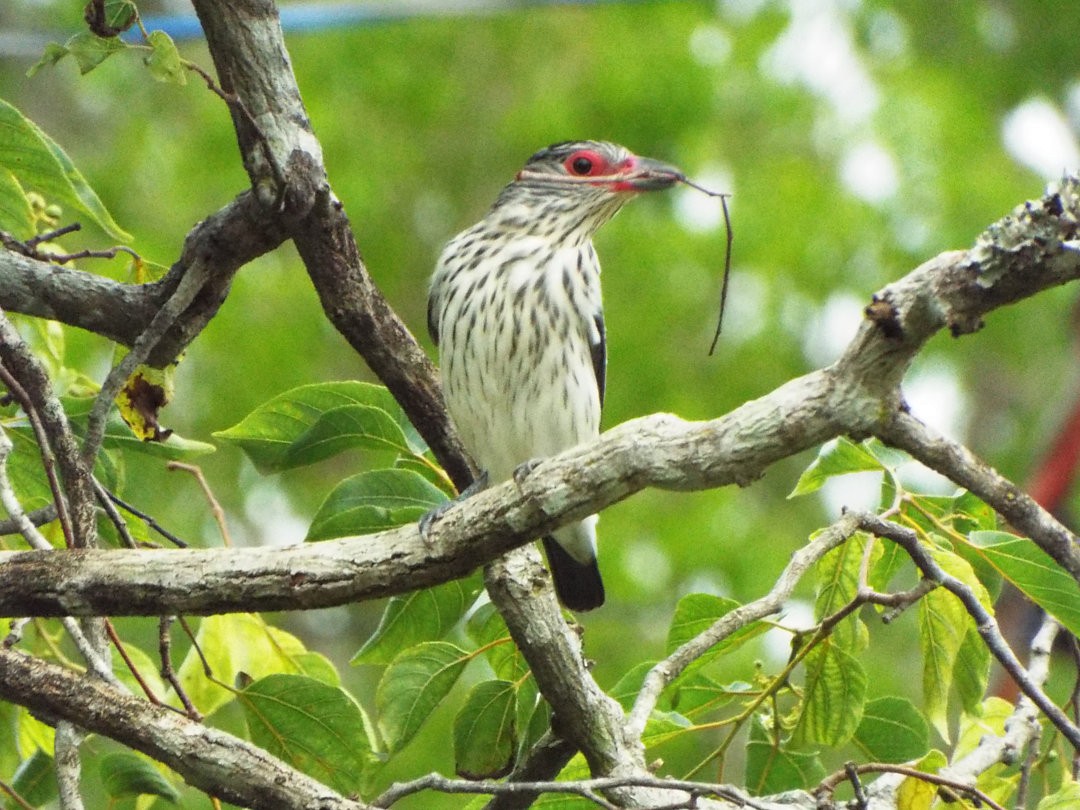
[564,150,606,177]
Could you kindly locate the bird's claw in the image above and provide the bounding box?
[513,458,543,486]
[418,501,452,544]
[418,470,490,544]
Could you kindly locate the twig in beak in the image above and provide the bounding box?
[676,176,734,356]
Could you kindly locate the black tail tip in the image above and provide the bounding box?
[542,536,605,611]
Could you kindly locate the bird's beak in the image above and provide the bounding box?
[621,156,683,191]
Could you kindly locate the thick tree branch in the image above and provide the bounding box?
[190,0,474,487]
[3,178,1080,615]
[0,192,285,367]
[0,646,369,810]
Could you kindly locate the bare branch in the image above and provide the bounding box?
[627,512,860,737]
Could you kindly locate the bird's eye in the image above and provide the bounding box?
[571,156,593,175]
[564,150,606,176]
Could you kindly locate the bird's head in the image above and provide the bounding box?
[490,141,682,239]
[516,140,682,192]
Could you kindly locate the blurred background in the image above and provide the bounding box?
[2,0,1079,802]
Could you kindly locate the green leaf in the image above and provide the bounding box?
[953,622,991,716]
[966,530,1080,637]
[853,696,929,763]
[16,707,54,758]
[144,30,186,84]
[466,602,529,682]
[897,749,946,810]
[10,748,58,808]
[1037,781,1080,810]
[0,96,130,240]
[0,168,34,237]
[815,533,875,651]
[99,752,179,803]
[102,429,217,460]
[665,593,768,674]
[453,679,517,779]
[353,573,482,665]
[176,614,337,716]
[954,696,1012,761]
[918,553,974,741]
[669,669,738,716]
[792,642,866,746]
[608,660,656,710]
[240,674,374,795]
[111,641,167,703]
[307,467,447,541]
[215,382,422,473]
[2,426,57,520]
[790,437,889,497]
[376,641,471,752]
[745,715,825,794]
[28,32,127,77]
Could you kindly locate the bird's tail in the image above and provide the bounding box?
[541,535,605,611]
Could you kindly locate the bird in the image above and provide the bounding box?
[427,140,681,611]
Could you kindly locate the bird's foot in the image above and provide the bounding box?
[512,458,544,486]
[418,470,489,543]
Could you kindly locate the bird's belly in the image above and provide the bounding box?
[443,327,600,484]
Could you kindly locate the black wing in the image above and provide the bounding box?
[427,294,440,346]
[591,311,606,409]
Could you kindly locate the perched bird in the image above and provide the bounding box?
[428,140,681,610]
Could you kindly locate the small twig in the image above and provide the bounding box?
[101,488,188,548]
[159,617,202,719]
[167,462,231,546]
[0,223,140,265]
[0,778,36,810]
[25,222,82,248]
[54,722,86,810]
[375,772,776,810]
[3,617,28,648]
[844,761,868,810]
[818,762,1006,810]
[671,178,734,356]
[178,615,214,679]
[93,479,138,549]
[104,619,156,701]
[82,256,210,466]
[860,577,938,621]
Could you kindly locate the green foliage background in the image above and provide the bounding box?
[2,0,1079,806]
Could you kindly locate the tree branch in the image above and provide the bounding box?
[0,192,285,368]
[3,178,1080,615]
[0,646,369,810]
[190,0,474,487]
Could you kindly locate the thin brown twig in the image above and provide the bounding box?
[0,778,36,810]
[158,616,201,719]
[167,462,231,546]
[104,619,163,705]
[817,762,1006,810]
[0,361,75,547]
[101,488,188,548]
